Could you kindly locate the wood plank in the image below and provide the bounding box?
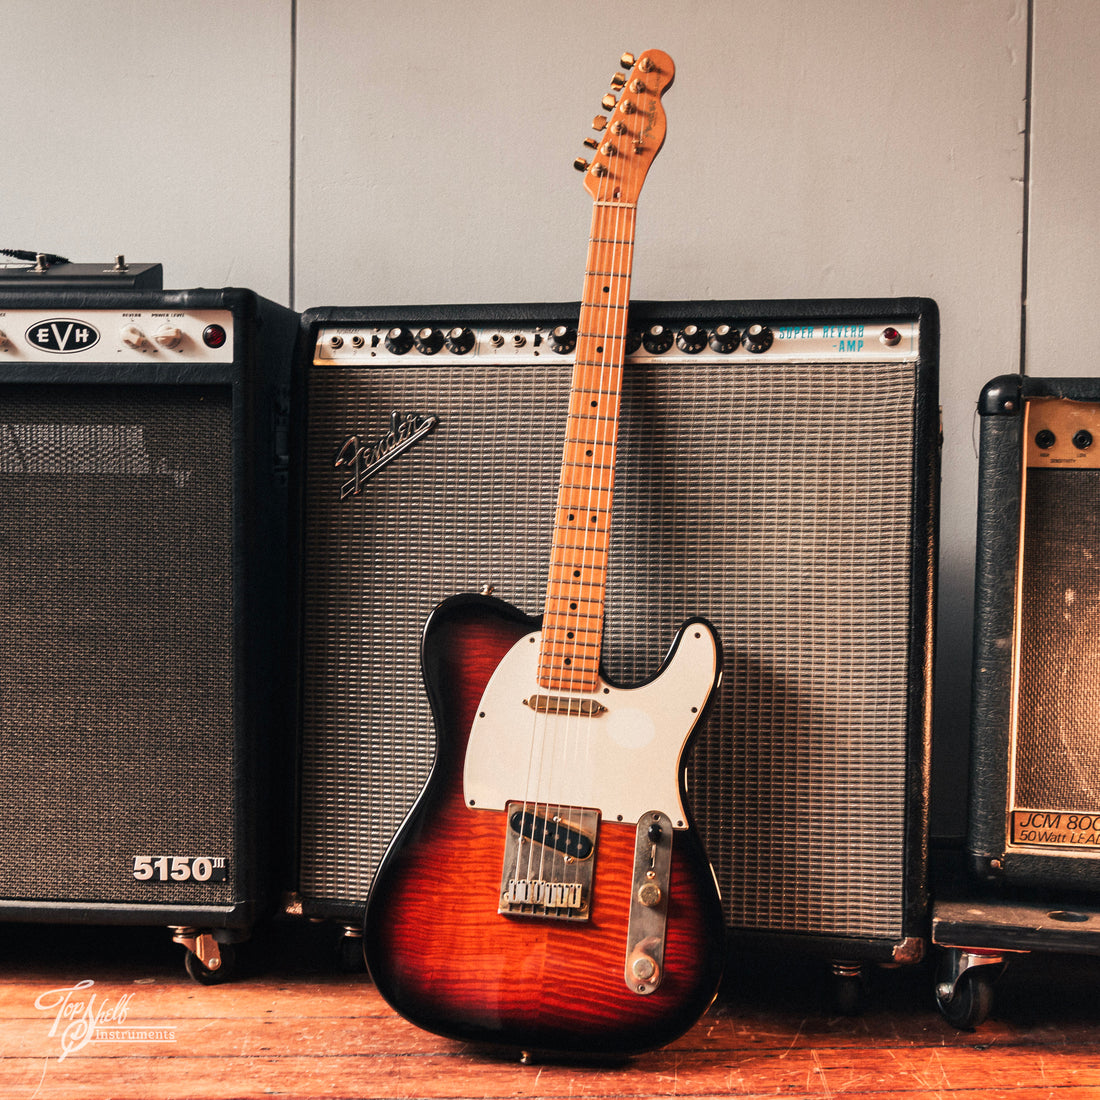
[4,919,1100,1099]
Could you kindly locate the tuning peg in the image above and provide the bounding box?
[583,137,598,150]
[592,116,608,132]
[610,73,626,91]
[637,55,655,73]
[573,157,590,173]
[601,93,617,111]
[620,52,636,69]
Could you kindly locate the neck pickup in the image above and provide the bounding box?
[524,694,607,717]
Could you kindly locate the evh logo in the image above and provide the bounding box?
[26,318,100,353]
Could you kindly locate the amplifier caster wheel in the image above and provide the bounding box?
[339,925,365,972]
[829,960,869,1016]
[171,927,236,985]
[934,947,1005,1030]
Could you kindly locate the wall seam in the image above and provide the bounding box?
[1019,0,1035,375]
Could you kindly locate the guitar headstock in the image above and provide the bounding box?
[575,49,674,203]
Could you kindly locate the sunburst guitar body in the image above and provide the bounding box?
[363,49,726,1056]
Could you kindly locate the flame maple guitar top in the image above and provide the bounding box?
[363,594,725,1056]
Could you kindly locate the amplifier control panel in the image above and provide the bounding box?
[0,309,235,363]
[313,317,920,367]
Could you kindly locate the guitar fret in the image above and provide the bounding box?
[538,155,643,677]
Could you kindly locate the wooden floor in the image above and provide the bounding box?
[2,915,1100,1100]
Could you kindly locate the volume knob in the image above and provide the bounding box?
[675,324,707,354]
[120,324,147,351]
[153,324,184,350]
[414,327,444,355]
[641,324,674,354]
[548,325,577,354]
[708,323,740,354]
[444,326,475,355]
[741,323,774,354]
[384,327,414,355]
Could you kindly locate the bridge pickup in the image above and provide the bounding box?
[498,802,599,921]
[523,694,607,716]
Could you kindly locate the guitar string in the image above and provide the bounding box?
[514,69,648,913]
[561,106,639,904]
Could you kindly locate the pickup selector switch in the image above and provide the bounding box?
[548,325,577,354]
[708,324,739,354]
[444,326,475,355]
[414,327,444,355]
[675,324,707,354]
[384,327,414,355]
[741,323,774,354]
[641,324,674,354]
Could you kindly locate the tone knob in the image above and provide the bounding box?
[548,325,577,354]
[741,323,774,354]
[444,326,475,355]
[675,324,707,354]
[120,323,147,351]
[637,881,662,908]
[414,327,444,355]
[708,323,739,354]
[153,324,184,350]
[641,324,674,354]
[384,327,414,355]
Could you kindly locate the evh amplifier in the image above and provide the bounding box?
[0,287,297,980]
[294,298,939,970]
[970,375,1100,891]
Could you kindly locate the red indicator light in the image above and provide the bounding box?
[202,324,227,349]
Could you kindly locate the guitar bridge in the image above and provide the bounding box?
[499,802,598,921]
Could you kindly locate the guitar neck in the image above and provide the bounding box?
[538,199,637,693]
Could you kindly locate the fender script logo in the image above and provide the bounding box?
[335,411,439,498]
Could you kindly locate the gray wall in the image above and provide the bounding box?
[5,0,1092,837]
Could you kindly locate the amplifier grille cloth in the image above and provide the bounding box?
[0,385,237,905]
[301,360,917,939]
[1016,466,1100,811]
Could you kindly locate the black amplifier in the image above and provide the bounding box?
[0,284,297,981]
[292,297,939,984]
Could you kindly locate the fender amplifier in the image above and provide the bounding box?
[0,287,296,978]
[294,297,939,970]
[970,375,1100,891]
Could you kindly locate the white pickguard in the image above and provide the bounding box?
[462,622,719,827]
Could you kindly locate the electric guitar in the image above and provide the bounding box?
[362,49,725,1056]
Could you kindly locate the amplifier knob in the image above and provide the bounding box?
[741,323,774,354]
[641,324,674,354]
[0,329,8,350]
[445,327,475,355]
[120,323,148,351]
[384,327,414,355]
[708,324,739,354]
[414,327,444,355]
[153,324,184,350]
[624,328,642,355]
[675,324,707,354]
[548,325,577,354]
